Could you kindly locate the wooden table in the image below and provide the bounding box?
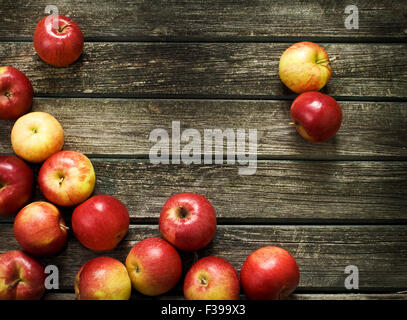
[1,1,406,300]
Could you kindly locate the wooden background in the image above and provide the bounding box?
[0,0,406,300]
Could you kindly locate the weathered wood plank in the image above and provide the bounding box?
[46,160,407,222]
[0,160,406,223]
[1,225,406,291]
[42,292,407,300]
[289,293,407,300]
[1,99,406,159]
[0,0,406,40]
[1,43,406,99]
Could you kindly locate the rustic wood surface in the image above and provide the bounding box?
[1,225,406,292]
[0,160,406,224]
[0,43,406,99]
[1,99,407,159]
[0,0,406,300]
[1,0,406,41]
[43,292,407,300]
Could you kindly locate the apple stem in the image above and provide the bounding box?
[60,224,70,231]
[8,278,21,289]
[58,24,70,33]
[200,277,208,286]
[316,58,331,67]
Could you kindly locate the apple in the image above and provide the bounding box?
[0,156,33,216]
[125,237,182,296]
[290,91,342,142]
[38,150,95,207]
[279,41,332,93]
[72,195,129,251]
[0,250,45,300]
[159,193,217,251]
[240,246,300,300]
[11,111,64,163]
[0,66,33,120]
[75,256,131,300]
[14,201,68,256]
[184,256,240,300]
[34,15,84,67]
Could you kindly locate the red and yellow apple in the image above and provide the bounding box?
[0,156,33,216]
[159,193,217,251]
[0,66,33,120]
[0,250,46,300]
[38,150,95,206]
[125,237,182,296]
[279,41,332,93]
[240,246,300,300]
[184,256,240,300]
[74,257,131,300]
[11,112,64,163]
[34,15,84,67]
[14,201,68,256]
[72,195,129,251]
[291,91,342,142]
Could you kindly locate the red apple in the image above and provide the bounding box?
[125,237,182,296]
[240,246,300,300]
[0,250,45,300]
[279,41,332,93]
[0,156,33,216]
[72,195,129,251]
[184,256,240,300]
[159,193,217,251]
[75,257,131,300]
[0,66,33,120]
[11,111,64,163]
[291,91,342,142]
[14,201,68,256]
[34,15,84,67]
[38,150,95,206]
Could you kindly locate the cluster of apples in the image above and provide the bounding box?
[1,179,300,301]
[0,14,303,300]
[279,41,343,142]
[0,106,133,299]
[0,15,84,120]
[75,192,300,300]
[0,15,130,300]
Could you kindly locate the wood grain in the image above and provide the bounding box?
[1,98,406,159]
[0,159,405,223]
[56,160,407,223]
[42,292,407,300]
[1,0,406,302]
[1,225,406,291]
[0,43,406,99]
[0,0,406,41]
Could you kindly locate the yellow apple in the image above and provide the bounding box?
[11,112,64,163]
[279,41,332,93]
